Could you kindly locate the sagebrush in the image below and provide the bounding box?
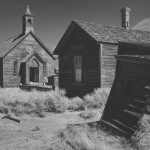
[0,87,110,117]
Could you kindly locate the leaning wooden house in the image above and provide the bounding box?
[54,7,150,96]
[100,42,150,138]
[0,6,56,88]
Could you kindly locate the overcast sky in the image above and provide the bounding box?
[0,0,150,48]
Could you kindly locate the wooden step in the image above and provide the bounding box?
[102,111,139,128]
[100,119,130,137]
[110,118,136,135]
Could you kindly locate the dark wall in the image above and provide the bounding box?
[0,58,3,87]
[118,43,150,55]
[101,57,150,138]
[59,28,100,97]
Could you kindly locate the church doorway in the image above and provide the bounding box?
[29,59,39,82]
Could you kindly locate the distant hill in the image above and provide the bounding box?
[132,18,150,32]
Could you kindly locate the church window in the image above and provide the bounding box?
[27,19,32,25]
[14,60,18,76]
[43,62,47,76]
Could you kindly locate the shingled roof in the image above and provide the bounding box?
[132,18,150,32]
[74,20,150,44]
[0,34,25,58]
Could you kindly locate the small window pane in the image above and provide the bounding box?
[74,56,82,82]
[43,62,47,76]
[14,60,18,76]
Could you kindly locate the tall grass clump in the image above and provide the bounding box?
[51,124,133,150]
[0,88,68,116]
[131,114,150,150]
[0,87,110,117]
[83,88,110,109]
[68,97,85,111]
[44,89,69,113]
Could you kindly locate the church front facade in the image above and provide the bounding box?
[0,6,55,88]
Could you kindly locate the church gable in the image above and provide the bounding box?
[5,32,54,60]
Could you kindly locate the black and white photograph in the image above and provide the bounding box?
[0,0,150,149]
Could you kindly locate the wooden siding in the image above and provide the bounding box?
[59,28,100,96]
[101,44,118,87]
[100,56,150,138]
[118,43,150,55]
[0,58,3,87]
[3,34,54,88]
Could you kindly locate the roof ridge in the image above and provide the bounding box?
[73,20,150,34]
[73,20,125,29]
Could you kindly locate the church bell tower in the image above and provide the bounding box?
[22,5,34,34]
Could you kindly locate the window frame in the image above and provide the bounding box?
[13,60,18,76]
[43,61,47,76]
[74,55,82,83]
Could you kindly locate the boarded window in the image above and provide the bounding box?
[74,56,82,82]
[14,60,18,76]
[43,62,47,76]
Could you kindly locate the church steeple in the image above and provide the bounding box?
[22,5,34,34]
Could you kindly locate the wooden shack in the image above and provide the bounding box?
[100,43,150,138]
[0,6,56,88]
[54,14,150,97]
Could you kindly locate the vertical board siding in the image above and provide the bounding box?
[0,59,3,87]
[101,44,118,87]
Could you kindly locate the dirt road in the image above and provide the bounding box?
[0,110,101,150]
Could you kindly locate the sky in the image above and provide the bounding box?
[0,0,150,49]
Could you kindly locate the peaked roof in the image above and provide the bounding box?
[25,5,33,16]
[132,18,150,32]
[0,31,55,59]
[54,20,150,54]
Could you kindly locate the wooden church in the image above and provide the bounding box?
[0,6,55,88]
[54,7,150,97]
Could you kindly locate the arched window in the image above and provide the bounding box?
[30,59,39,67]
[27,18,32,25]
[43,62,47,76]
[14,60,18,76]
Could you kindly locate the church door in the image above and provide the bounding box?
[29,59,39,82]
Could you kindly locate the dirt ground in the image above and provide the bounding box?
[0,109,101,150]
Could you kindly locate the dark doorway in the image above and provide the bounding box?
[30,67,39,82]
[29,59,39,82]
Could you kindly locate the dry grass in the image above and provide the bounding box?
[51,124,134,150]
[79,110,96,119]
[0,88,69,116]
[0,87,110,117]
[131,114,150,150]
[83,88,110,109]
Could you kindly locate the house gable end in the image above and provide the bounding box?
[54,21,97,55]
